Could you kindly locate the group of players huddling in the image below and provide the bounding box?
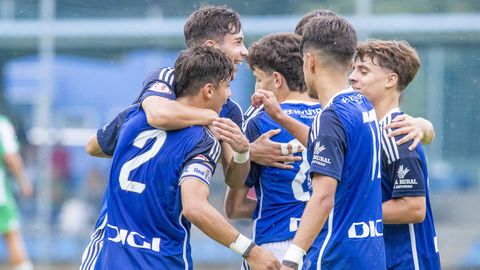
[80,5,441,270]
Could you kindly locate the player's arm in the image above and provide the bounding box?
[224,186,256,219]
[3,153,33,197]
[0,120,32,197]
[281,108,346,270]
[181,179,279,269]
[386,114,435,150]
[142,95,218,130]
[383,196,426,224]
[280,175,337,270]
[252,89,310,146]
[212,118,250,189]
[85,134,110,158]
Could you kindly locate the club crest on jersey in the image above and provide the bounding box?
[149,82,172,94]
[314,142,326,155]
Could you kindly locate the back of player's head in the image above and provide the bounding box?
[295,9,336,36]
[300,15,357,68]
[356,39,420,91]
[248,33,306,93]
[184,5,242,48]
[174,45,233,98]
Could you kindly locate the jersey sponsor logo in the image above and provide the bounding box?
[282,108,320,119]
[312,155,331,166]
[394,165,418,189]
[182,163,212,184]
[340,93,363,104]
[313,142,326,155]
[348,219,383,239]
[149,82,172,94]
[106,224,161,252]
[397,165,410,179]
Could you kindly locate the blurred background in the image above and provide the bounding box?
[0,0,479,269]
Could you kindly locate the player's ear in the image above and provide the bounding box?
[272,71,283,88]
[385,72,398,89]
[306,52,315,72]
[204,40,218,48]
[202,83,215,99]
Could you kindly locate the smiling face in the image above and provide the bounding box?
[349,56,392,106]
[216,29,248,70]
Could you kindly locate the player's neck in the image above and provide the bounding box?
[375,91,400,120]
[314,71,350,108]
[283,90,316,103]
[176,96,209,111]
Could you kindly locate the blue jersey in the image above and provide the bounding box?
[244,101,321,245]
[87,107,220,270]
[380,109,440,270]
[97,67,243,156]
[303,88,385,270]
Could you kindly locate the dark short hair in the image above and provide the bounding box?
[184,5,242,48]
[295,9,336,36]
[248,33,306,93]
[174,45,233,98]
[355,39,420,91]
[300,15,357,67]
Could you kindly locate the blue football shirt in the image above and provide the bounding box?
[244,101,321,245]
[303,88,385,270]
[85,107,220,269]
[380,108,441,270]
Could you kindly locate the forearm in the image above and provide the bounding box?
[143,96,216,130]
[224,186,256,219]
[273,113,309,147]
[382,197,426,224]
[292,194,332,251]
[418,118,435,145]
[186,200,239,247]
[220,138,250,189]
[4,154,29,184]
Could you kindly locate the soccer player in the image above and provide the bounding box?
[349,39,441,270]
[295,9,435,149]
[84,45,280,270]
[252,15,386,269]
[0,114,34,270]
[223,33,321,266]
[86,5,301,169]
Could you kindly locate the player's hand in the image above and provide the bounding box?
[386,114,426,151]
[245,245,281,270]
[212,118,249,153]
[280,265,295,270]
[252,89,284,121]
[250,129,303,170]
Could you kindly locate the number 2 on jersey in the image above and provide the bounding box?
[119,130,167,193]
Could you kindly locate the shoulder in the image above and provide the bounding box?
[381,111,422,161]
[143,67,175,86]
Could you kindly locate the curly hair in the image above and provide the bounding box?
[248,33,306,92]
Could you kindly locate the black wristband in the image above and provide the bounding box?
[282,259,299,269]
[242,241,257,258]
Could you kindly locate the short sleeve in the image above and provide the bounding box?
[179,130,220,187]
[0,117,19,154]
[131,67,176,105]
[388,157,426,198]
[220,99,244,129]
[97,106,135,156]
[309,109,346,182]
